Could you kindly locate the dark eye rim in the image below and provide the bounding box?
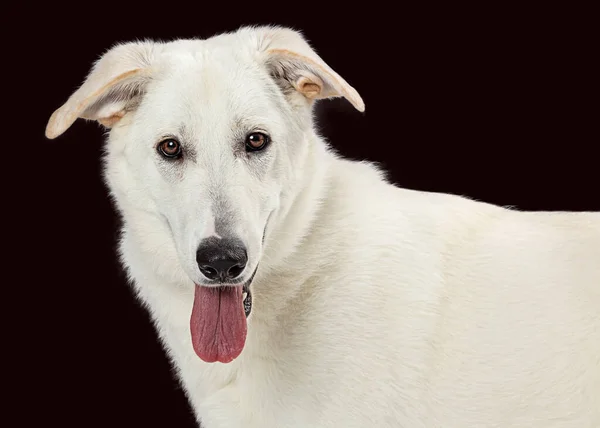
[245,132,271,152]
[157,138,183,159]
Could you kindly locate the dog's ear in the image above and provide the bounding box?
[252,26,365,112]
[45,42,155,139]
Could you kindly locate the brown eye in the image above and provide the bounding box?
[157,139,182,159]
[245,132,270,152]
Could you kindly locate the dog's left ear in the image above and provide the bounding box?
[251,26,365,112]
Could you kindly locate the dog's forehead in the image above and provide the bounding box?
[155,42,262,95]
[144,45,277,125]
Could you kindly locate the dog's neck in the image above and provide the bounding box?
[261,130,333,271]
[248,130,338,325]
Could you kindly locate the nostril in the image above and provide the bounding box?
[199,265,219,280]
[227,262,246,279]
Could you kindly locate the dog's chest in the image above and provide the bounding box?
[156,304,415,428]
[163,328,325,427]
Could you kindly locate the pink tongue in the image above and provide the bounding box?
[190,285,247,363]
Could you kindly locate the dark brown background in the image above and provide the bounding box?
[11,3,597,427]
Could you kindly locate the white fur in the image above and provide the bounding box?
[46,26,600,428]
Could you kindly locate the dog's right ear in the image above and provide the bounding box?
[45,42,155,139]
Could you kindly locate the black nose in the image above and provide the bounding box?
[196,238,248,282]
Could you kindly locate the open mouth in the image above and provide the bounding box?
[242,263,258,318]
[189,266,257,364]
[242,280,253,317]
[189,218,267,364]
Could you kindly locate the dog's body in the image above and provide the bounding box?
[46,26,600,427]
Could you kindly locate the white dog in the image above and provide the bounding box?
[46,25,600,428]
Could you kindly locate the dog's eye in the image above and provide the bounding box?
[157,139,182,159]
[245,132,270,152]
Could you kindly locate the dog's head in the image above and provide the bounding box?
[46,26,363,363]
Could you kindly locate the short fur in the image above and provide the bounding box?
[46,26,600,427]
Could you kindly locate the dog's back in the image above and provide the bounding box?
[231,157,600,427]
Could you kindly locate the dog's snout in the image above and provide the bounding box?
[196,238,248,282]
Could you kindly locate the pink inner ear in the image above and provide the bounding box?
[297,76,322,98]
[84,98,129,123]
[98,111,125,127]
